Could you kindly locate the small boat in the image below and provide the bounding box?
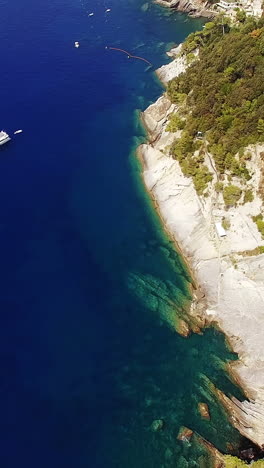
[0,130,11,146]
[14,129,23,134]
[74,41,80,48]
[88,12,94,16]
[105,8,111,12]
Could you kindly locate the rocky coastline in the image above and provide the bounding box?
[155,0,263,20]
[138,45,264,448]
[155,0,215,18]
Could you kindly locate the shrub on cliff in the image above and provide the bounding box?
[235,9,246,23]
[193,166,213,195]
[256,219,264,238]
[215,181,223,192]
[171,131,194,160]
[224,456,264,467]
[166,80,186,104]
[170,132,213,194]
[223,185,242,206]
[243,189,254,203]
[252,213,263,222]
[224,455,247,466]
[166,114,185,132]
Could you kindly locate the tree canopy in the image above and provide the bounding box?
[167,16,264,183]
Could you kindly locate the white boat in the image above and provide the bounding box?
[0,130,11,146]
[88,12,94,16]
[74,41,80,48]
[105,8,111,12]
[14,129,23,134]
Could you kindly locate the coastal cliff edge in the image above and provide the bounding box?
[138,45,264,448]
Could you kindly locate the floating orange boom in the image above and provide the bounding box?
[107,47,152,66]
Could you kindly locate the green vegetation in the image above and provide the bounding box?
[166,89,186,104]
[223,185,242,207]
[193,166,213,194]
[252,213,263,222]
[170,132,213,194]
[224,456,264,467]
[243,189,254,203]
[222,218,231,230]
[237,245,264,256]
[256,219,264,237]
[166,114,185,132]
[167,16,264,193]
[257,118,264,134]
[186,52,196,64]
[258,152,264,201]
[235,9,246,23]
[179,19,229,55]
[252,213,264,237]
[215,181,223,192]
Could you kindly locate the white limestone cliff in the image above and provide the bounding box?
[138,50,264,447]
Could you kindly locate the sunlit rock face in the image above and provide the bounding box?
[139,47,264,448]
[155,0,215,18]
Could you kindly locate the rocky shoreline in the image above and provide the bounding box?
[155,0,263,21]
[138,46,264,448]
[154,0,215,18]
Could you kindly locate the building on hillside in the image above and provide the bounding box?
[215,222,227,238]
[216,0,255,14]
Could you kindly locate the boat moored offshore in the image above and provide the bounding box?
[0,131,11,146]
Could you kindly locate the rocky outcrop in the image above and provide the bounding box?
[177,426,194,441]
[151,419,164,431]
[138,49,264,448]
[198,402,210,420]
[155,0,215,18]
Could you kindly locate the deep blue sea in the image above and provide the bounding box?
[0,0,245,466]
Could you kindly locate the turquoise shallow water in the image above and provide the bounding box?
[0,0,246,465]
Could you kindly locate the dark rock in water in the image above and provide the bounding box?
[198,402,210,420]
[240,447,264,464]
[177,426,193,442]
[239,438,264,462]
[240,447,256,460]
[151,419,164,431]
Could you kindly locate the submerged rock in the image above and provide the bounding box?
[177,426,193,442]
[198,402,210,420]
[177,455,189,467]
[175,318,190,337]
[164,447,173,460]
[194,433,226,467]
[191,322,202,334]
[151,419,164,431]
[141,2,149,11]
